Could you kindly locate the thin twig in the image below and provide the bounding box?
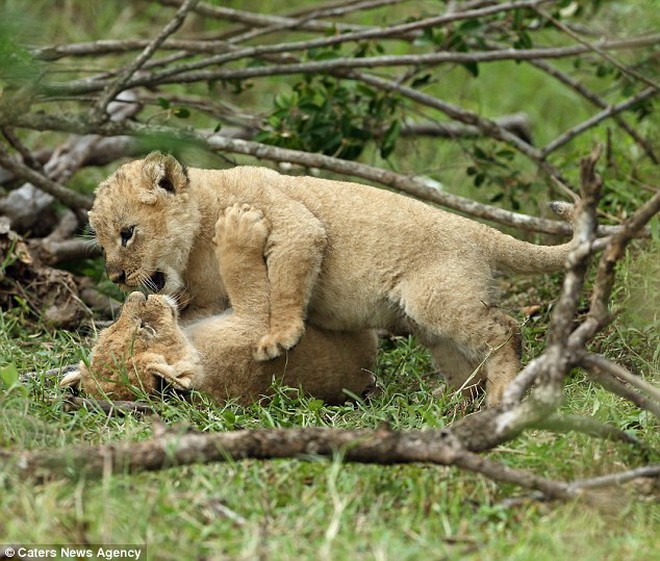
[568,464,660,491]
[581,354,660,403]
[61,396,155,416]
[131,36,660,86]
[93,0,199,120]
[156,0,374,34]
[1,127,42,170]
[526,58,657,163]
[534,7,660,91]
[582,363,660,419]
[344,70,571,186]
[540,88,658,158]
[116,0,553,85]
[531,413,642,446]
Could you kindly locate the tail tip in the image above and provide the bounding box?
[548,201,576,223]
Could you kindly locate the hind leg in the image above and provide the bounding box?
[399,268,521,406]
[425,337,484,401]
[484,308,522,404]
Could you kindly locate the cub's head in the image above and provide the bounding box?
[61,292,199,400]
[89,152,200,295]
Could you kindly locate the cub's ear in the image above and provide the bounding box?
[141,151,188,197]
[60,364,84,389]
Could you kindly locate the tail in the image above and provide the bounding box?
[486,201,578,274]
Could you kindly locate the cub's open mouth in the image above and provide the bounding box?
[149,271,166,292]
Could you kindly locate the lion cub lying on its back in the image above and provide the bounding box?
[62,206,377,405]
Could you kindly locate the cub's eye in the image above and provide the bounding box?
[120,225,136,246]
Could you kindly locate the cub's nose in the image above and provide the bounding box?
[107,269,126,284]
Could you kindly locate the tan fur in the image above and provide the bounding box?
[90,152,577,404]
[63,205,377,404]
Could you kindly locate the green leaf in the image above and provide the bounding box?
[380,119,401,159]
[462,61,479,77]
[274,93,290,110]
[0,363,19,389]
[156,97,170,109]
[496,149,515,161]
[473,146,488,160]
[410,73,433,89]
[173,107,190,119]
[514,31,533,50]
[513,9,524,30]
[458,19,482,32]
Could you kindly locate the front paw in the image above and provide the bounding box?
[213,203,270,251]
[254,321,305,361]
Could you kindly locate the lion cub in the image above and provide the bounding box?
[62,205,377,404]
[90,152,577,404]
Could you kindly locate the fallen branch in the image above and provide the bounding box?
[5,424,576,500]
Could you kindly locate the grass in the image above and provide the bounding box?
[1,261,658,560]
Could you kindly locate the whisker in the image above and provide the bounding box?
[142,277,156,293]
[132,271,152,294]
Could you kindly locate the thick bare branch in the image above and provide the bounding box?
[0,142,92,216]
[2,111,597,237]
[570,190,660,347]
[43,35,660,98]
[545,145,603,347]
[397,114,533,144]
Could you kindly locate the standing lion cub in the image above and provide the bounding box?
[63,204,377,404]
[90,151,576,404]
